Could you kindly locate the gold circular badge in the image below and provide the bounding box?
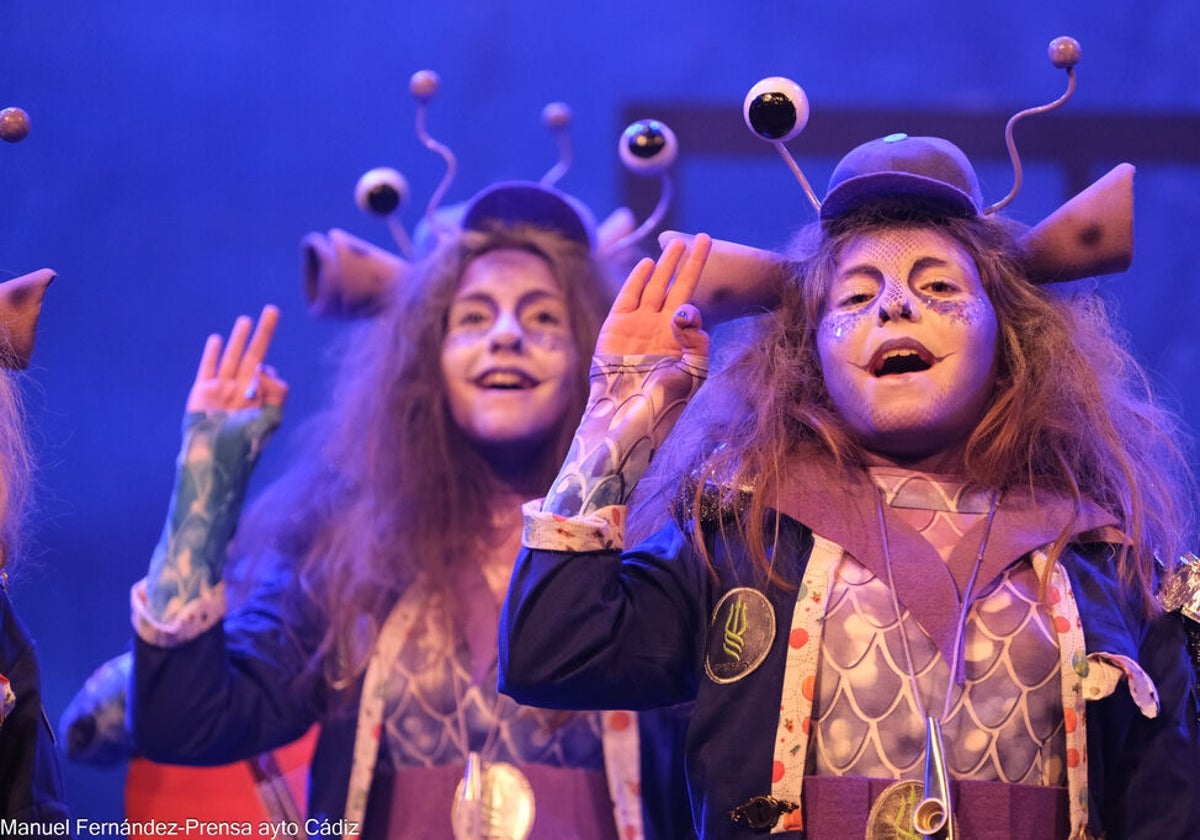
[704,586,776,684]
[865,780,958,840]
[451,760,535,840]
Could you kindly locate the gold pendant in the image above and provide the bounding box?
[452,752,536,840]
[865,780,925,840]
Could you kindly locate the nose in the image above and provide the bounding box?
[877,280,916,323]
[488,310,523,350]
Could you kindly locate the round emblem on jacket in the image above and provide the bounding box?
[704,587,775,684]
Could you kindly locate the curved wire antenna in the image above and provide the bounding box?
[773,142,822,213]
[742,78,821,214]
[604,119,678,255]
[985,37,1081,215]
[605,173,675,255]
[385,215,414,260]
[410,70,458,238]
[540,102,573,187]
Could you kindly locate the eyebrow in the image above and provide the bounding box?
[451,288,567,309]
[837,255,953,284]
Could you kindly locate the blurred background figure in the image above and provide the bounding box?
[0,101,68,823]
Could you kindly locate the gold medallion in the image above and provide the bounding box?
[864,780,958,840]
[452,754,536,840]
[865,781,923,840]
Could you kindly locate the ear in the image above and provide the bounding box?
[658,231,789,324]
[300,229,408,319]
[1020,163,1134,284]
[0,268,55,369]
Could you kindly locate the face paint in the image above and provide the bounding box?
[441,248,578,451]
[816,227,999,460]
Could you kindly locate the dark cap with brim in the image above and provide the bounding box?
[820,134,983,222]
[461,181,596,248]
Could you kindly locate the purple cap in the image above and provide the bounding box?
[461,181,596,248]
[820,134,984,222]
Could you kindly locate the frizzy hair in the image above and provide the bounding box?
[233,222,610,691]
[0,367,32,572]
[665,208,1194,613]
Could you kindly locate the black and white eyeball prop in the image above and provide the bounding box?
[619,119,678,176]
[354,167,409,218]
[743,77,809,143]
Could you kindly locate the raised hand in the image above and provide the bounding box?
[542,235,714,516]
[144,306,289,621]
[187,305,288,415]
[597,233,712,360]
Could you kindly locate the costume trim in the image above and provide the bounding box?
[522,499,626,552]
[130,578,226,648]
[344,576,644,837]
[762,536,1113,836]
[769,533,840,832]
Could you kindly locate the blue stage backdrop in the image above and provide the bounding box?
[2,0,1198,821]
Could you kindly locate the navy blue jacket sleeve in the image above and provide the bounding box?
[131,561,323,766]
[0,588,70,824]
[1065,546,1200,839]
[499,519,710,711]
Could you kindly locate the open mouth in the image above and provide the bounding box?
[475,370,537,390]
[869,342,934,377]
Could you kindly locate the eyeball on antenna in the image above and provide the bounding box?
[1048,36,1081,70]
[355,167,409,218]
[410,70,440,102]
[619,119,678,176]
[541,102,574,187]
[542,102,571,131]
[0,107,31,143]
[743,77,809,143]
[984,35,1082,214]
[603,119,678,256]
[743,77,821,212]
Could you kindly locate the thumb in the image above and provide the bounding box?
[671,303,710,357]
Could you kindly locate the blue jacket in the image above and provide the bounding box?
[131,558,695,839]
[0,586,70,827]
[499,506,1200,839]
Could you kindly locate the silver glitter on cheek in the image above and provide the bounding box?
[821,309,872,342]
[525,330,572,352]
[921,295,985,326]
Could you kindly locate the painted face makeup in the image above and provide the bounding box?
[816,226,999,461]
[441,248,578,452]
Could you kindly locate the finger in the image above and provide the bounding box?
[236,305,281,379]
[611,257,656,313]
[216,315,253,380]
[195,334,223,381]
[663,233,713,311]
[671,303,710,357]
[640,238,687,310]
[257,366,289,409]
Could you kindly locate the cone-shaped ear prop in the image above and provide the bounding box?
[301,229,408,319]
[1020,163,1134,284]
[658,231,788,324]
[0,268,54,369]
[597,206,637,255]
